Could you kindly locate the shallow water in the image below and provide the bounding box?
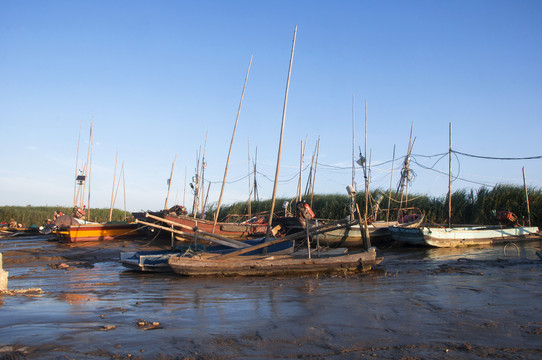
[1,235,541,359]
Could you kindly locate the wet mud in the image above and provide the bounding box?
[1,235,541,359]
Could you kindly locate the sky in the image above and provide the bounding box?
[1,0,541,213]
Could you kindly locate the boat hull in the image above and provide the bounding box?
[316,222,393,247]
[133,211,268,241]
[164,214,267,240]
[56,223,138,243]
[168,248,382,277]
[120,250,177,272]
[389,225,540,247]
[317,215,423,248]
[120,238,296,272]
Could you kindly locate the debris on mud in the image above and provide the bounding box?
[135,319,161,330]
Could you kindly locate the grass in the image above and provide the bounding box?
[2,184,540,227]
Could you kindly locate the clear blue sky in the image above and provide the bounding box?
[1,0,541,212]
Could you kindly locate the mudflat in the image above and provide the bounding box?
[1,235,541,359]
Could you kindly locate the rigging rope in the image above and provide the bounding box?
[192,148,540,191]
[452,150,542,161]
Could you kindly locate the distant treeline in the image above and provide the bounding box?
[0,206,132,226]
[213,184,541,227]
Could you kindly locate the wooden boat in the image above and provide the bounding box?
[388,225,540,247]
[166,213,267,240]
[168,247,382,277]
[317,213,424,248]
[55,222,138,243]
[0,226,39,237]
[120,238,295,272]
[132,209,268,241]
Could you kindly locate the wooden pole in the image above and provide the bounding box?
[364,100,368,215]
[352,95,355,188]
[200,128,208,215]
[212,55,253,232]
[165,154,177,210]
[202,182,211,216]
[296,140,304,202]
[397,123,414,216]
[363,100,371,249]
[122,165,126,221]
[448,122,452,228]
[73,121,82,207]
[112,162,124,220]
[109,146,119,222]
[265,26,297,241]
[404,136,416,207]
[253,147,259,202]
[81,121,92,211]
[247,138,252,218]
[87,119,94,222]
[523,167,531,226]
[349,95,356,221]
[310,137,320,207]
[192,149,200,217]
[304,139,317,200]
[77,163,87,208]
[387,145,396,223]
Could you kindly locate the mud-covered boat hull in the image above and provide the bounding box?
[120,238,296,272]
[168,248,382,277]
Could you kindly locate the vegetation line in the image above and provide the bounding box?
[1,184,540,228]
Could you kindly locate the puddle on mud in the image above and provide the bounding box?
[1,235,541,359]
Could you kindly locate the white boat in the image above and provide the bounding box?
[389,225,539,247]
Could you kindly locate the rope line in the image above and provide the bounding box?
[452,150,542,161]
[190,148,540,190]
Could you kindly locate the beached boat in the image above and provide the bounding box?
[132,208,268,242]
[388,225,540,247]
[168,246,381,277]
[120,238,295,272]
[317,213,424,248]
[166,213,267,240]
[0,225,40,237]
[55,222,138,243]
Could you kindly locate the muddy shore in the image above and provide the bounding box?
[1,235,541,359]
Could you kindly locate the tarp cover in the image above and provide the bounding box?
[54,215,79,228]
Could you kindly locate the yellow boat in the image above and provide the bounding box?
[55,222,138,243]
